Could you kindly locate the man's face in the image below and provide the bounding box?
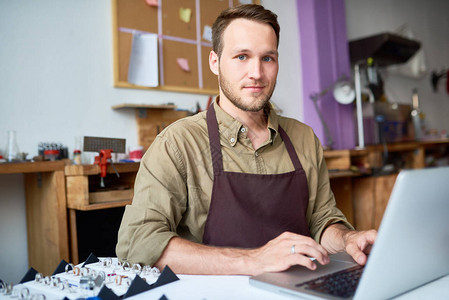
[210,18,279,112]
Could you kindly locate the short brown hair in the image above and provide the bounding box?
[212,4,280,58]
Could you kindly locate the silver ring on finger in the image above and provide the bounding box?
[291,244,295,254]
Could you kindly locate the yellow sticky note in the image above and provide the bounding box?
[179,7,192,23]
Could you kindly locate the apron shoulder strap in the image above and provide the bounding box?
[278,125,303,171]
[206,105,224,175]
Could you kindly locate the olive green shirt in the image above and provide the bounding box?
[116,101,353,266]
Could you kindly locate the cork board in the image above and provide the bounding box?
[112,0,258,95]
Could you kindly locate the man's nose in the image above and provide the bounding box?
[248,59,262,80]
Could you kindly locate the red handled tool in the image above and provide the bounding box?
[84,137,126,188]
[94,149,119,187]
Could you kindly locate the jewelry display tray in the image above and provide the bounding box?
[0,253,179,300]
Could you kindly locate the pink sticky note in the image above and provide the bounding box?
[177,58,191,72]
[146,0,158,7]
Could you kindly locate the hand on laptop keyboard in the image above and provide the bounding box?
[321,223,377,266]
[250,232,330,275]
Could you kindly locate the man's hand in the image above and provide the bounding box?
[342,229,377,265]
[321,223,377,266]
[248,232,330,275]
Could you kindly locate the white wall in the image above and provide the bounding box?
[262,0,303,121]
[345,0,449,134]
[0,0,302,283]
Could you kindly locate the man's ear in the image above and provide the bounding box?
[209,50,219,75]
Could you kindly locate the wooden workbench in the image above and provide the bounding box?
[0,161,139,275]
[0,161,69,276]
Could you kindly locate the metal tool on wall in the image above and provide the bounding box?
[430,69,448,93]
[83,136,126,188]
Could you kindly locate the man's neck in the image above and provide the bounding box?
[217,96,270,150]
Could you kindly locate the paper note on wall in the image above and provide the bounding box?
[145,0,158,7]
[128,33,159,87]
[238,0,253,4]
[176,58,191,72]
[179,7,192,23]
[202,25,212,42]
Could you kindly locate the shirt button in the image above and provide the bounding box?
[230,137,236,143]
[255,151,259,157]
[240,127,246,133]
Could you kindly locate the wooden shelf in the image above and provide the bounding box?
[64,162,140,176]
[324,150,351,170]
[65,163,138,211]
[365,139,449,152]
[421,138,449,147]
[68,199,132,211]
[89,189,133,203]
[328,170,363,179]
[324,139,449,172]
[111,103,177,110]
[349,149,369,157]
[0,160,66,174]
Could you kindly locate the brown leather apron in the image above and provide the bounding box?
[202,105,311,248]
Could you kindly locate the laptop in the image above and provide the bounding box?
[250,166,449,299]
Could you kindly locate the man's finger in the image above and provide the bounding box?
[293,244,329,266]
[288,254,318,270]
[346,242,367,265]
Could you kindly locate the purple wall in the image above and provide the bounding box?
[296,0,355,149]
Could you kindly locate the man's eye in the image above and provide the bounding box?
[263,57,273,62]
[237,55,246,60]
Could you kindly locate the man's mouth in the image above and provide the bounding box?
[243,85,265,93]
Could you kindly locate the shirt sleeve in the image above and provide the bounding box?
[308,135,354,243]
[116,134,188,266]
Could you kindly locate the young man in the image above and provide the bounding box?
[116,4,376,275]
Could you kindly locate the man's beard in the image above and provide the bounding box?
[218,71,276,112]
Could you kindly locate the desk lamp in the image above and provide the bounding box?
[310,78,356,150]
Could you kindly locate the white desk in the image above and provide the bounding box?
[128,274,449,300]
[1,272,447,300]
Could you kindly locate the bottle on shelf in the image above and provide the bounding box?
[410,88,425,140]
[72,136,83,165]
[73,150,82,165]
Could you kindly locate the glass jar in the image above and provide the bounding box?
[5,130,20,162]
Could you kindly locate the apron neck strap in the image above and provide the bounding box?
[206,105,224,175]
[278,126,303,171]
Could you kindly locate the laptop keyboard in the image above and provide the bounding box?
[295,265,364,298]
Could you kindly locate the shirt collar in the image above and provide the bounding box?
[267,105,280,143]
[213,97,280,147]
